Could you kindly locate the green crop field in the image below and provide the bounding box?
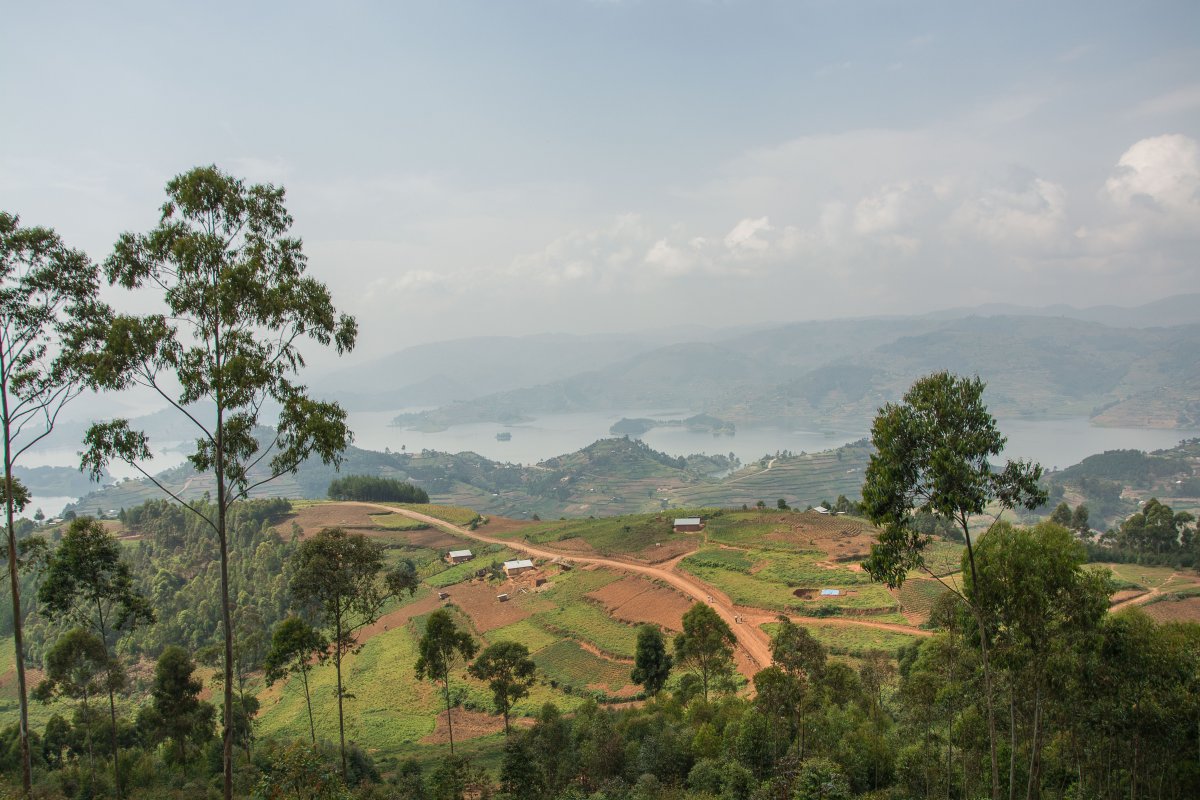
[532,640,633,692]
[760,621,922,657]
[391,503,483,527]
[680,554,898,614]
[503,513,694,559]
[369,512,433,531]
[897,578,950,619]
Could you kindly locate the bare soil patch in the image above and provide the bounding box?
[1143,596,1200,624]
[634,538,699,564]
[588,575,694,631]
[284,504,391,537]
[421,708,532,744]
[447,580,533,632]
[1110,589,1148,606]
[358,593,444,643]
[397,527,473,551]
[479,516,532,536]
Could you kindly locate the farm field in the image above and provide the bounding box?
[492,512,701,563]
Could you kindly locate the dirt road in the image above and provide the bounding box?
[349,503,777,670]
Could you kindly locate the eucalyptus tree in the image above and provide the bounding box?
[673,603,736,702]
[290,527,418,776]
[38,517,154,798]
[32,628,116,787]
[264,616,327,744]
[0,211,99,795]
[468,641,537,735]
[860,371,1046,800]
[73,166,357,800]
[416,609,478,754]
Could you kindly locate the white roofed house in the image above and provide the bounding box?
[503,559,535,577]
[673,517,704,532]
[446,549,474,564]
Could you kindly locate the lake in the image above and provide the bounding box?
[20,410,1198,518]
[350,409,1200,473]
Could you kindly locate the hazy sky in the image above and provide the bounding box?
[4,0,1199,365]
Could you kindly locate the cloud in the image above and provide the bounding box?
[1105,134,1200,214]
[724,217,773,252]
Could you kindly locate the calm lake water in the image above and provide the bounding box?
[351,409,1200,472]
[22,410,1198,518]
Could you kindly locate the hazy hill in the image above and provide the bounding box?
[312,331,707,410]
[394,314,1200,432]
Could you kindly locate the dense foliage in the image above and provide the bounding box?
[327,476,429,503]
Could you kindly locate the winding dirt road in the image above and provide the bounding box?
[352,502,933,671]
[351,502,776,669]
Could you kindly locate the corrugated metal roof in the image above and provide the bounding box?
[674,517,702,526]
[820,588,841,596]
[503,559,534,570]
[448,550,473,558]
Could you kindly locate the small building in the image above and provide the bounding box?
[496,593,510,602]
[820,588,841,596]
[673,517,704,533]
[813,506,830,515]
[503,559,535,578]
[446,549,474,565]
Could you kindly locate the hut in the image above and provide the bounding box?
[503,559,535,578]
[673,517,704,533]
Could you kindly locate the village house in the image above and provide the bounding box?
[673,517,704,533]
[503,558,535,578]
[446,549,474,564]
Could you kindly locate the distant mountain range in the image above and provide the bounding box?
[383,311,1200,433]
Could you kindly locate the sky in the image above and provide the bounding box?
[3,0,1199,367]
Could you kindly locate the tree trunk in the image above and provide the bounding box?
[335,613,347,778]
[301,665,315,744]
[1,377,32,798]
[97,602,123,800]
[1025,685,1042,800]
[217,467,234,800]
[1009,693,1017,800]
[963,518,1001,800]
[445,672,456,755]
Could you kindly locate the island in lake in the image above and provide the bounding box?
[495,431,512,441]
[610,413,735,437]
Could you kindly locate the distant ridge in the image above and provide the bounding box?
[922,293,1200,329]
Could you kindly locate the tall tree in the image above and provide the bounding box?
[0,211,99,794]
[630,624,672,697]
[416,609,478,754]
[140,645,215,764]
[966,521,1110,799]
[859,371,1046,800]
[468,641,537,735]
[290,527,417,775]
[264,616,327,744]
[673,603,736,702]
[73,166,358,800]
[37,517,154,798]
[32,628,116,788]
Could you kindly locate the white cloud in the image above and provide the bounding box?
[724,217,773,253]
[1105,134,1200,214]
